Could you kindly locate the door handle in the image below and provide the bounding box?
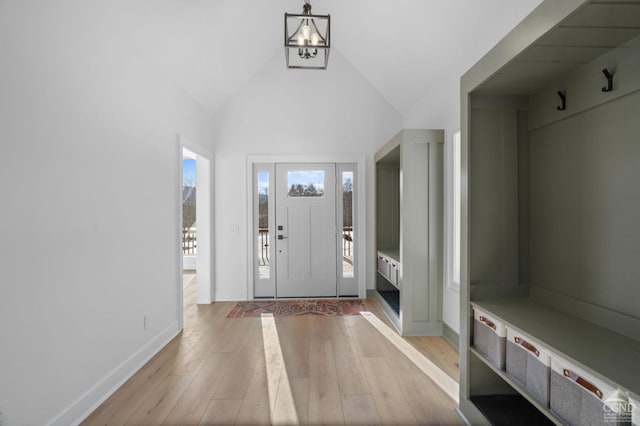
[278,235,287,240]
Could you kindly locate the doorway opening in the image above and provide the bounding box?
[179,144,214,329]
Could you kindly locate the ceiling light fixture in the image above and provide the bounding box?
[284,0,330,70]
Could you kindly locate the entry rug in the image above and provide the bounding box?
[227,299,367,318]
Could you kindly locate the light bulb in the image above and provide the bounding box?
[311,33,319,46]
[297,34,305,46]
[302,25,311,39]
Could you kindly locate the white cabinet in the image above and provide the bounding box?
[374,129,443,336]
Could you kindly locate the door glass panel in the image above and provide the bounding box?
[287,170,325,197]
[258,171,270,279]
[342,171,354,278]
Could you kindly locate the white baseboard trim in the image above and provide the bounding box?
[443,322,460,350]
[402,321,444,337]
[48,321,181,426]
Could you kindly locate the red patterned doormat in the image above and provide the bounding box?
[226,299,367,318]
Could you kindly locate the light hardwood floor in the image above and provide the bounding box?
[82,275,462,425]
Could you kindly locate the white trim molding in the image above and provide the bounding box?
[49,322,181,426]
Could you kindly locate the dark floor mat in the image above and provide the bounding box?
[471,395,554,426]
[378,290,399,315]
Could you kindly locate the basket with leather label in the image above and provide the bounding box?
[506,327,552,407]
[550,354,629,425]
[472,306,506,370]
[377,254,389,278]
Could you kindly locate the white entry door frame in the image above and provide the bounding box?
[246,155,367,300]
[275,163,337,297]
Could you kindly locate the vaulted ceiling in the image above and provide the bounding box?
[97,0,544,120]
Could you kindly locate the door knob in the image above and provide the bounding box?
[278,235,287,240]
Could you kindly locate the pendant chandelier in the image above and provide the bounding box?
[284,0,330,69]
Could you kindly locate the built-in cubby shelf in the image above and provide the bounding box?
[471,299,640,402]
[459,1,640,424]
[470,298,640,425]
[374,129,444,336]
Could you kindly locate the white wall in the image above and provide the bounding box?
[0,1,213,424]
[403,79,460,130]
[211,51,402,301]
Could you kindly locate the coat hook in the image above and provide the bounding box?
[557,90,566,111]
[602,68,613,92]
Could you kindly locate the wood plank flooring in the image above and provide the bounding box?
[82,275,462,425]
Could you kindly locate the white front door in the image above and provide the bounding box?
[275,163,337,297]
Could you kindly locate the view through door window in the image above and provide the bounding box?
[287,170,325,197]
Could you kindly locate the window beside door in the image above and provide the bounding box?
[341,171,354,279]
[446,130,461,291]
[257,171,270,280]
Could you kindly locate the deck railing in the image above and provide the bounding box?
[259,228,270,266]
[257,227,353,266]
[343,226,353,262]
[185,227,353,261]
[182,229,197,254]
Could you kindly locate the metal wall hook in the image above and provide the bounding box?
[557,91,566,111]
[602,68,614,92]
